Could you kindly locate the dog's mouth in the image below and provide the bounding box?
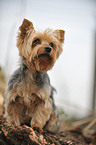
[38,53,50,58]
[33,53,52,72]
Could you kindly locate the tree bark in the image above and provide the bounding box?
[0,116,95,145]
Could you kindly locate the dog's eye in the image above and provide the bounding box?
[49,43,53,48]
[33,39,41,44]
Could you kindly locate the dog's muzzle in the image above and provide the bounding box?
[45,47,51,53]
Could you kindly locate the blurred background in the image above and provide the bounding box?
[0,0,96,119]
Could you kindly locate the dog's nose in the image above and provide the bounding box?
[45,47,51,53]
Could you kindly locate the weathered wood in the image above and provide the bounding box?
[0,117,95,145]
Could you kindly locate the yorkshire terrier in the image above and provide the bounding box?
[4,19,65,132]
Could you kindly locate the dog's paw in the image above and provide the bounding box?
[32,125,43,133]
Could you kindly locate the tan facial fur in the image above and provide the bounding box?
[17,19,65,72]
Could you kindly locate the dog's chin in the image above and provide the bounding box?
[34,54,54,72]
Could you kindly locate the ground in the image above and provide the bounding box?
[0,116,96,145]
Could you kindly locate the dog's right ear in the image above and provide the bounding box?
[18,19,34,40]
[55,29,65,43]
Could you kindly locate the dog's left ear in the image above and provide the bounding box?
[17,19,34,50]
[19,19,34,40]
[55,30,65,43]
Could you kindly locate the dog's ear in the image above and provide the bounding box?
[55,30,65,43]
[18,19,34,40]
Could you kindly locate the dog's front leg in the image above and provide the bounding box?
[5,101,21,126]
[31,97,52,129]
[4,93,24,126]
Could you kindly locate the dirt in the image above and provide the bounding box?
[0,116,96,145]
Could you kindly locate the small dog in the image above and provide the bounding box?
[4,19,65,132]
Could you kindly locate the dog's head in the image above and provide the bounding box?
[17,19,65,72]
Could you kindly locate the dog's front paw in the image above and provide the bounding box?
[31,124,43,132]
[31,119,43,132]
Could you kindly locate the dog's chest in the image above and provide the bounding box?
[18,70,51,102]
